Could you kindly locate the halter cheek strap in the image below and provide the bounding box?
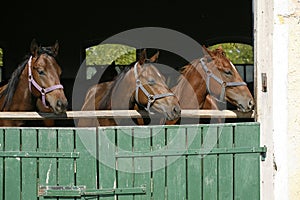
[28,56,64,108]
[134,62,175,114]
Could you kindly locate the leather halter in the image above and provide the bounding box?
[28,56,64,108]
[199,58,247,103]
[133,62,175,114]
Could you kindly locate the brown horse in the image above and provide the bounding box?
[166,46,254,124]
[0,39,68,126]
[77,49,181,127]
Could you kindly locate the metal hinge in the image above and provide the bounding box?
[38,185,146,197]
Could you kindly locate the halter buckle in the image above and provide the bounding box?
[148,95,155,104]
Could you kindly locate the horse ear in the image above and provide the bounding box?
[52,40,59,57]
[138,49,147,65]
[149,51,159,63]
[202,45,214,58]
[30,38,39,56]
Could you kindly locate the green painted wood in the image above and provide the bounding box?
[187,125,202,199]
[58,129,75,200]
[75,128,98,200]
[38,129,57,200]
[133,126,151,200]
[166,126,186,200]
[202,126,218,200]
[98,127,116,200]
[0,123,262,200]
[117,127,134,200]
[218,126,234,200]
[4,128,21,200]
[21,129,38,200]
[152,126,167,200]
[0,129,3,200]
[234,123,260,200]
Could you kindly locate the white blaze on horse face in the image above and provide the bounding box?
[230,61,238,72]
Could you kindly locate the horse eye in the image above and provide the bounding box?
[148,79,156,85]
[37,69,45,75]
[224,70,232,76]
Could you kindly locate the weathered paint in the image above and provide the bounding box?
[255,0,300,199]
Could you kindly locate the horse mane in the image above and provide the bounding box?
[0,58,29,110]
[0,47,58,110]
[99,63,134,109]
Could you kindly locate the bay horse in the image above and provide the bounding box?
[0,39,68,126]
[77,49,181,127]
[166,46,254,124]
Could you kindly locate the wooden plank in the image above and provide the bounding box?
[21,129,38,200]
[0,129,3,200]
[152,126,167,200]
[234,123,260,200]
[132,126,151,200]
[202,126,218,200]
[4,128,21,200]
[75,128,98,200]
[117,127,134,200]
[57,129,75,200]
[38,129,57,200]
[218,125,234,200]
[187,125,202,199]
[166,126,186,200]
[0,110,255,120]
[98,127,115,200]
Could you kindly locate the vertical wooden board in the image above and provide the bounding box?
[57,129,75,200]
[21,129,38,200]
[234,123,260,200]
[38,129,57,200]
[98,127,116,200]
[152,126,167,200]
[4,128,21,200]
[166,126,186,200]
[218,125,234,200]
[202,126,218,200]
[186,125,202,200]
[75,128,98,200]
[116,127,133,200]
[132,126,151,200]
[0,129,3,200]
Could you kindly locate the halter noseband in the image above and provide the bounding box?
[133,62,175,114]
[199,58,247,103]
[28,56,64,108]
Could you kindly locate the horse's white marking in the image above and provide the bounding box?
[230,61,238,72]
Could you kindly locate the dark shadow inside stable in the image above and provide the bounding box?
[0,0,254,126]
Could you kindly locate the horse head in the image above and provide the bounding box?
[201,46,254,112]
[111,49,181,122]
[28,39,68,114]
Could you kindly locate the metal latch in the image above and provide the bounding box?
[38,185,146,197]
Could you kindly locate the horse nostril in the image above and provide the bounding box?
[173,105,181,115]
[57,100,68,110]
[248,99,255,109]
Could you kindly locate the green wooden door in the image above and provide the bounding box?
[0,122,266,199]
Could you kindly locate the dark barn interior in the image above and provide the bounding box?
[0,0,253,125]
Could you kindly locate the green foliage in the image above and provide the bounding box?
[86,44,136,65]
[208,43,253,64]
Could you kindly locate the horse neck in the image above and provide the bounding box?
[9,65,35,111]
[111,69,136,110]
[173,62,208,109]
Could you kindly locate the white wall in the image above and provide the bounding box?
[255,0,300,199]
